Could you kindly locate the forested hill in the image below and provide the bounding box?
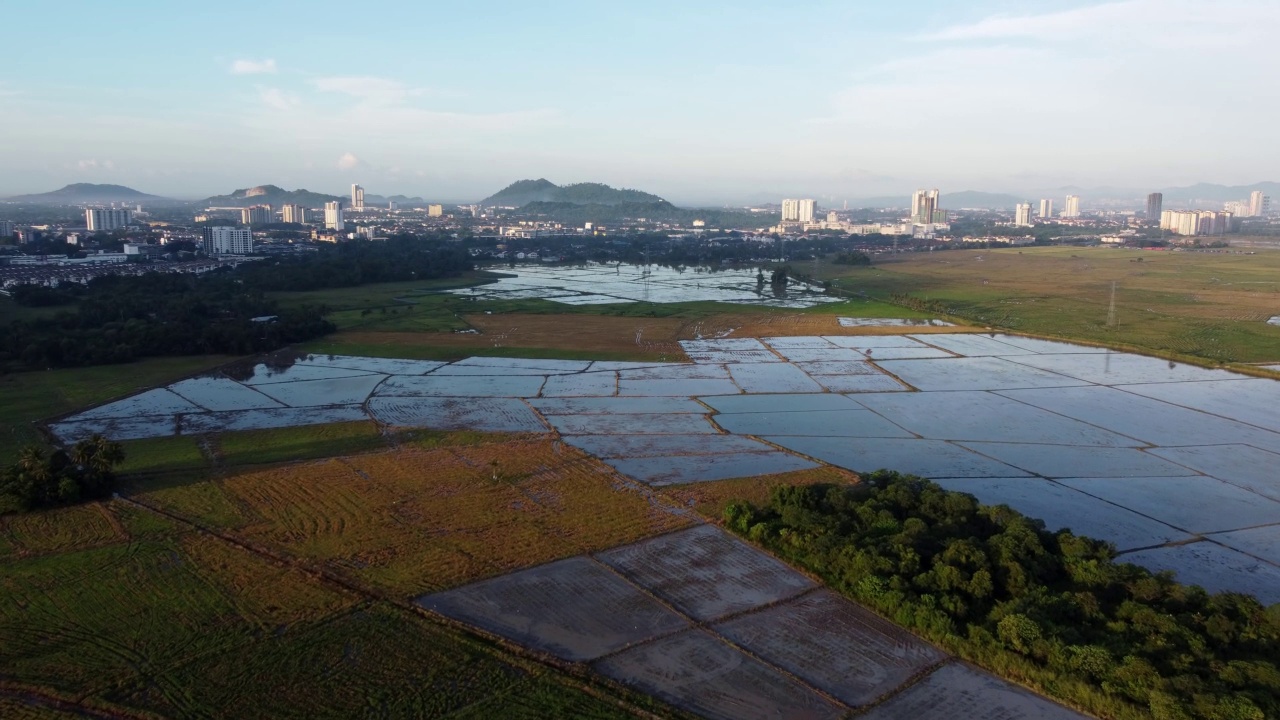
[482,179,666,207]
[202,185,342,208]
[6,183,169,205]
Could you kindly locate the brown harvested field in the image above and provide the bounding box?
[334,313,689,359]
[204,439,692,596]
[660,466,861,520]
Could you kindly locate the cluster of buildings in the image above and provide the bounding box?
[1224,191,1271,219]
[1159,210,1234,236]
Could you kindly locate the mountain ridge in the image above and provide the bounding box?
[482,179,666,207]
[5,183,170,205]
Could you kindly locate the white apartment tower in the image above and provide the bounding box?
[1063,195,1081,218]
[351,184,365,210]
[1014,203,1033,227]
[781,198,817,223]
[910,189,940,224]
[281,204,306,224]
[204,226,254,254]
[85,208,132,231]
[325,201,345,231]
[1249,190,1270,218]
[240,205,273,226]
[1038,199,1054,219]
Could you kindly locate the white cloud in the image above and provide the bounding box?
[312,75,417,105]
[231,58,278,75]
[337,152,361,170]
[257,87,299,111]
[76,159,116,171]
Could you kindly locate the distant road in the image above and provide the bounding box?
[1229,237,1280,249]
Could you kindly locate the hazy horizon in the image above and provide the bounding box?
[3,0,1277,204]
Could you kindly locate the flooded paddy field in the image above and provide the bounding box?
[52,331,1280,613]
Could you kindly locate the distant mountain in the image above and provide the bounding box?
[202,185,342,208]
[1156,182,1280,205]
[482,179,666,207]
[5,183,170,205]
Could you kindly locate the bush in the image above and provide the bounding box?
[0,435,125,512]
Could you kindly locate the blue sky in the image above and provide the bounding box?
[1,0,1276,203]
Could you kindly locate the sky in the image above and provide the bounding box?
[1,0,1277,204]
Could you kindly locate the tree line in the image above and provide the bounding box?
[0,435,125,512]
[725,472,1279,720]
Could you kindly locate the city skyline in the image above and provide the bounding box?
[2,1,1278,204]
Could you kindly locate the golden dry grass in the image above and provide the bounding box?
[660,465,861,520]
[211,439,691,596]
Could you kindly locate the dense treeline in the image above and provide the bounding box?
[236,237,472,292]
[1,272,333,370]
[725,472,1280,720]
[0,436,124,511]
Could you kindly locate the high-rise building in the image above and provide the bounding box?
[351,184,365,210]
[203,226,254,254]
[281,204,306,224]
[240,205,273,226]
[1146,193,1163,219]
[427,204,445,217]
[1250,190,1270,218]
[910,189,940,224]
[780,198,817,223]
[325,201,345,231]
[1063,195,1081,218]
[1014,203,1033,227]
[85,208,132,231]
[0,220,15,238]
[1160,210,1232,236]
[1038,199,1054,219]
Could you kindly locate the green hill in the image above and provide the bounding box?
[482,179,666,207]
[203,185,342,208]
[6,183,170,205]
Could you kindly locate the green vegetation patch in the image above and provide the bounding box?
[117,436,209,476]
[726,472,1280,720]
[218,421,388,467]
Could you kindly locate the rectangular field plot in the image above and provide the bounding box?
[762,336,839,350]
[979,335,1109,354]
[959,443,1203,479]
[1007,353,1244,386]
[714,409,913,439]
[727,363,825,393]
[606,452,818,486]
[1121,542,1280,606]
[838,318,952,327]
[911,333,1039,357]
[700,393,861,414]
[182,405,369,434]
[51,415,180,443]
[998,385,1280,452]
[447,356,592,373]
[932,478,1191,551]
[416,557,689,661]
[794,359,886,376]
[875,357,1084,392]
[594,629,845,720]
[530,396,706,415]
[169,377,285,412]
[811,374,909,393]
[854,391,1137,447]
[239,363,379,385]
[619,364,732,380]
[1056,476,1280,534]
[860,662,1088,720]
[617,378,741,397]
[252,374,387,407]
[545,412,717,436]
[374,374,546,398]
[68,388,201,421]
[851,347,956,360]
[773,347,868,363]
[597,525,814,621]
[715,589,945,707]
[685,349,781,364]
[681,338,773,353]
[367,397,548,433]
[1213,525,1280,566]
[565,434,775,458]
[1148,445,1280,502]
[538,372,618,397]
[1120,379,1280,432]
[302,355,446,375]
[769,437,1029,479]
[825,335,932,349]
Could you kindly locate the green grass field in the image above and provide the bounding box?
[820,246,1280,364]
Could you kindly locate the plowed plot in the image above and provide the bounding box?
[690,313,971,340]
[217,440,690,595]
[0,504,123,558]
[594,628,844,720]
[596,524,814,622]
[860,662,1087,720]
[715,590,944,707]
[660,466,860,519]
